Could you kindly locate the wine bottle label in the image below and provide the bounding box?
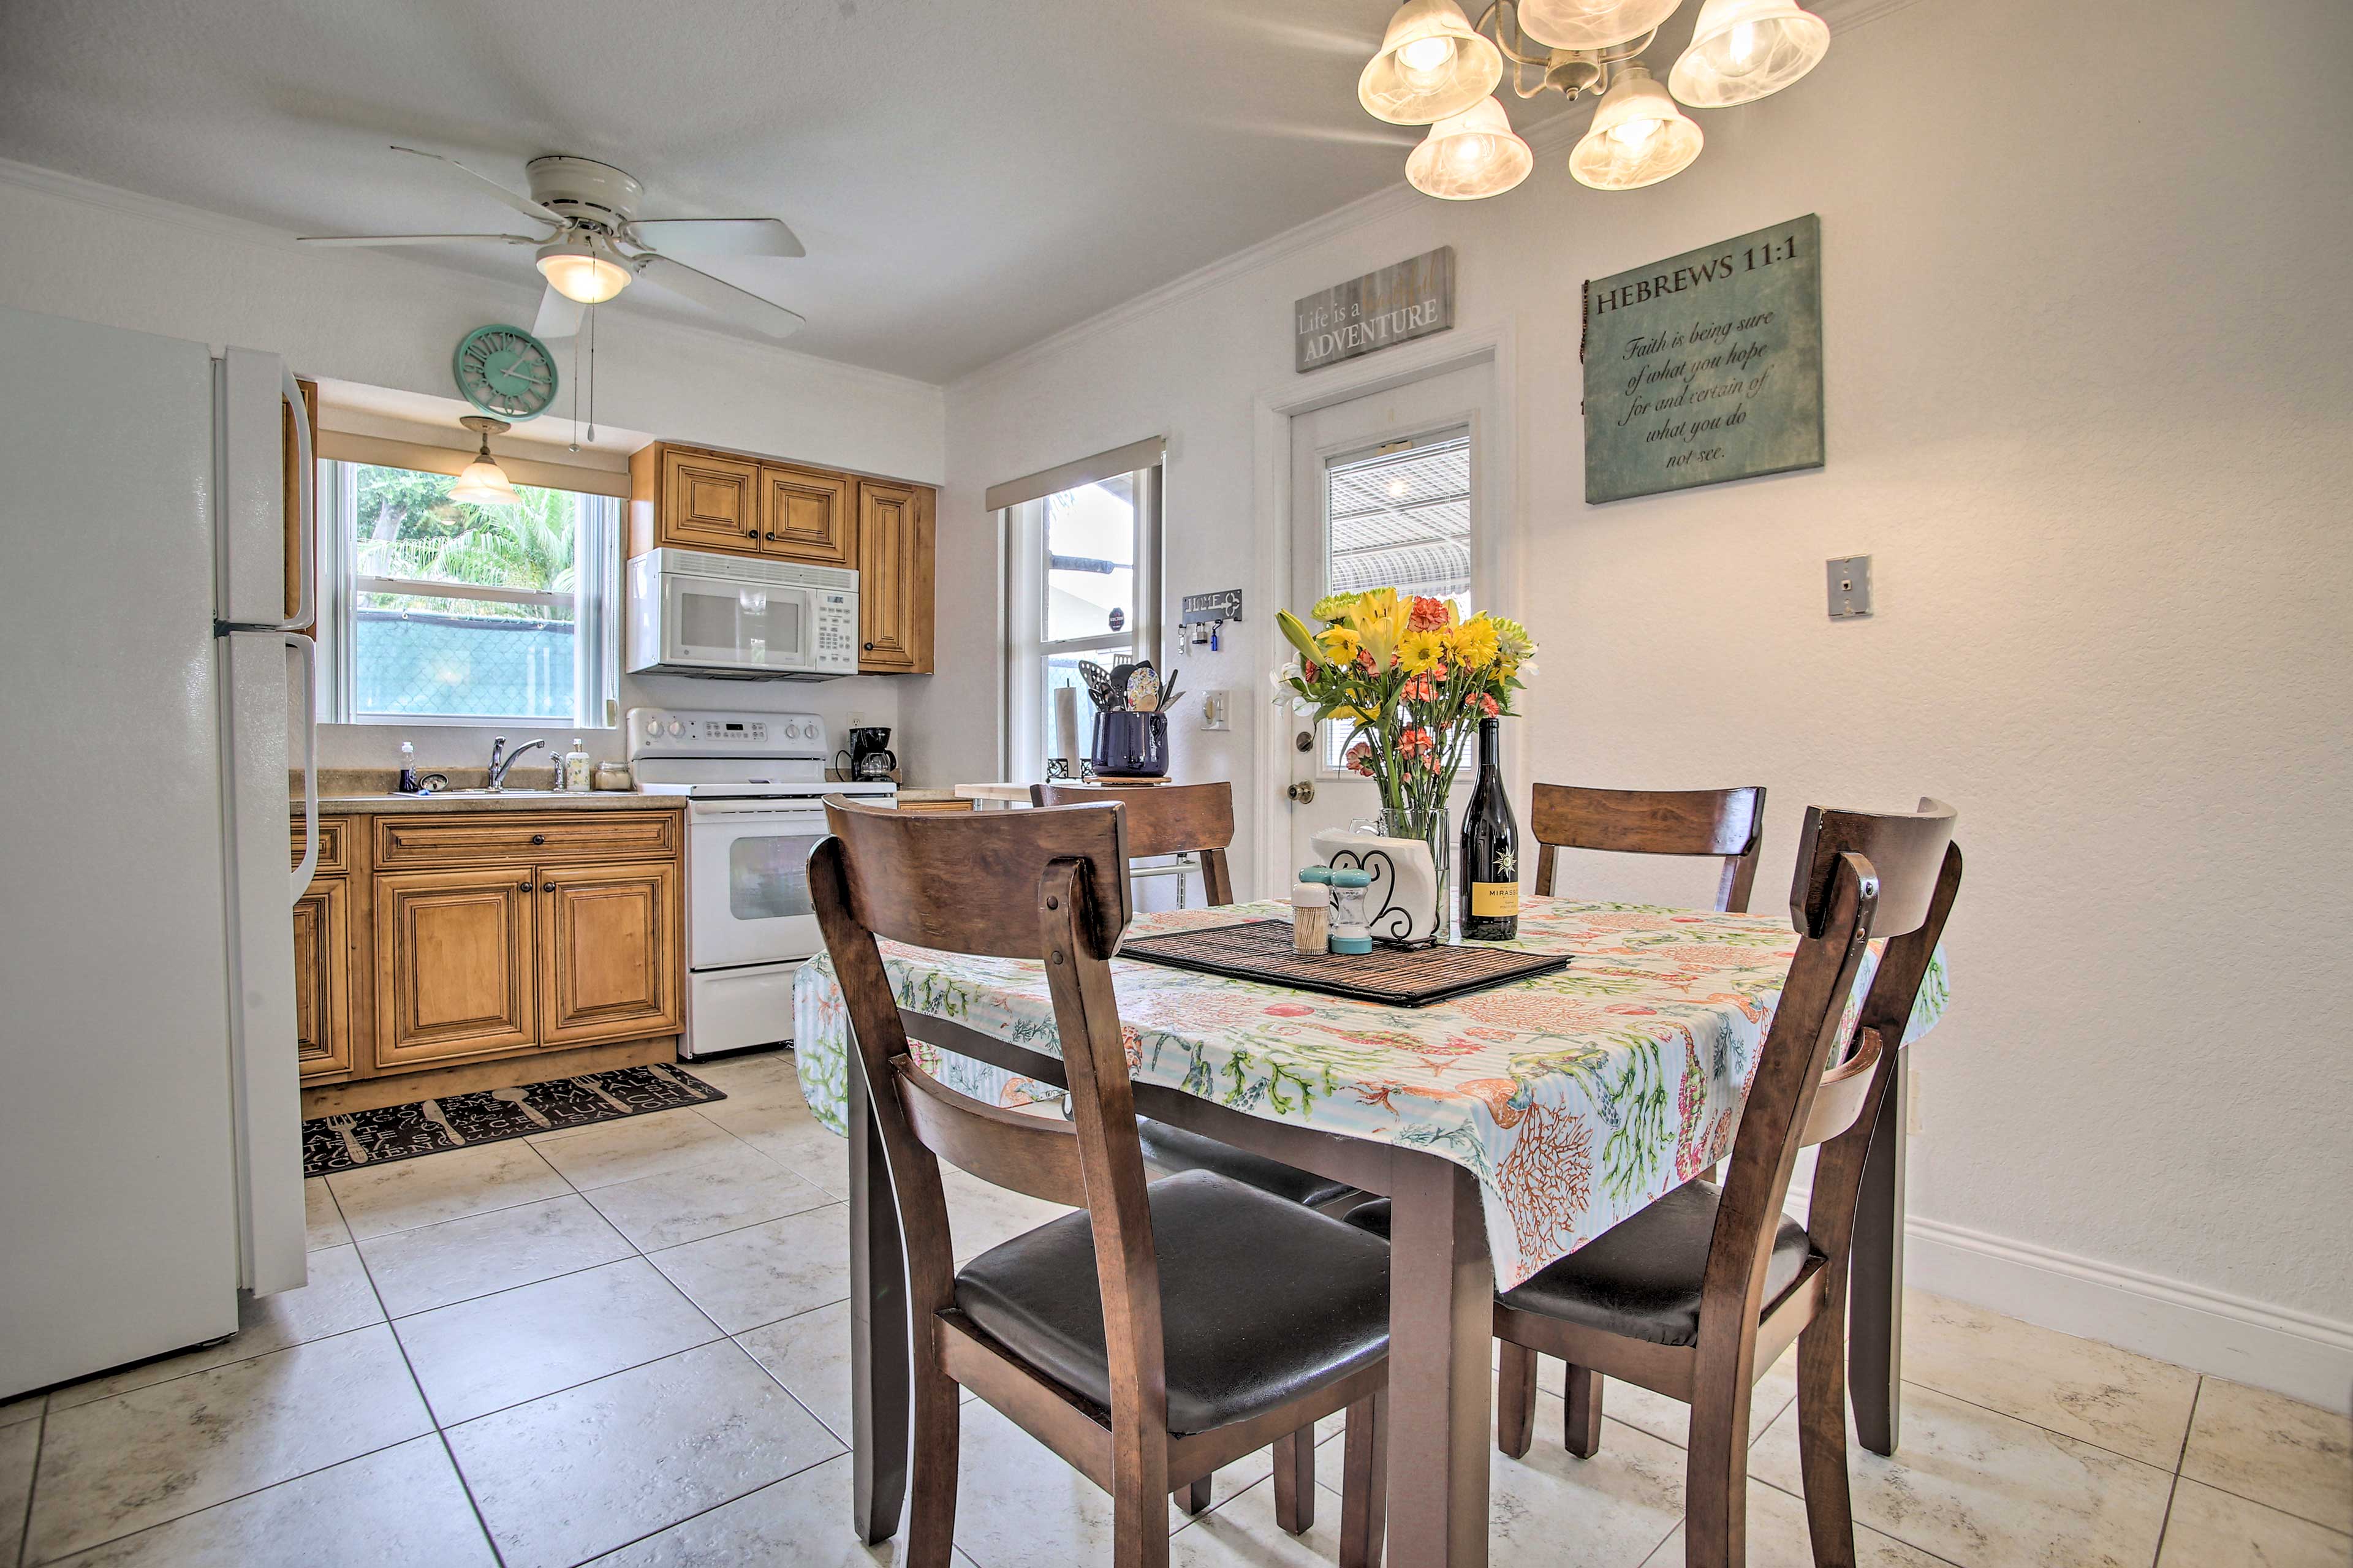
[1470,882,1519,917]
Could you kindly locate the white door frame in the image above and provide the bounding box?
[1248,320,1521,900]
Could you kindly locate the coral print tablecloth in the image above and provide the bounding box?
[792,895,1947,1289]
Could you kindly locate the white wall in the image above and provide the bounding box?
[916,0,2353,1399]
[0,162,945,776]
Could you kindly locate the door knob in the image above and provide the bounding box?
[1295,730,1314,752]
[1287,781,1316,805]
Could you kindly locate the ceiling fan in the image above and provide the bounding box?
[298,147,806,341]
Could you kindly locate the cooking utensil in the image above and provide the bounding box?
[418,1099,466,1146]
[325,1113,370,1164]
[582,1078,635,1115]
[1077,661,1117,710]
[490,1086,553,1129]
[1124,662,1162,713]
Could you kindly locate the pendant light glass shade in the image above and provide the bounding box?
[536,235,632,305]
[1406,97,1534,199]
[450,417,521,507]
[1514,0,1682,51]
[1359,0,1504,125]
[1669,0,1828,106]
[1569,64,1703,189]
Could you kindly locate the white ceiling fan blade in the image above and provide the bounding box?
[626,218,805,259]
[634,254,805,340]
[389,145,564,225]
[296,232,540,248]
[533,285,586,341]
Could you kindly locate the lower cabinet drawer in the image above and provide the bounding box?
[374,810,678,869]
[294,816,348,874]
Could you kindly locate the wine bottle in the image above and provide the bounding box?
[1460,715,1521,941]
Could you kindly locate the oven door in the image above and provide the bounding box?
[664,569,816,673]
[688,800,828,970]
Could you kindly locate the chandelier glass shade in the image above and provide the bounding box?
[1668,0,1830,106]
[1514,0,1682,50]
[536,234,632,305]
[450,417,522,507]
[1406,97,1535,199]
[1569,64,1703,189]
[1358,0,1505,124]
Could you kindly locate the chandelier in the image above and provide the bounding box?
[1357,0,1830,200]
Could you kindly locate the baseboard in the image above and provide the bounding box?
[1891,1208,2353,1414]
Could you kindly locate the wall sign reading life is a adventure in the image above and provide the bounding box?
[1295,248,1455,373]
[1582,214,1823,504]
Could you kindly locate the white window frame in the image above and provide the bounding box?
[314,456,621,729]
[1001,461,1163,779]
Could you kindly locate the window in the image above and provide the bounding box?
[1319,425,1471,767]
[995,443,1164,778]
[315,460,620,727]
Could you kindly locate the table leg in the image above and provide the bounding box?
[1384,1153,1493,1567]
[849,1060,911,1543]
[1851,1053,1908,1456]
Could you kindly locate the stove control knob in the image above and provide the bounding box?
[784,723,800,740]
[668,719,684,736]
[645,718,661,738]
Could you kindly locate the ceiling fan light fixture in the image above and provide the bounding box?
[536,235,632,305]
[1359,0,1504,125]
[1514,0,1683,51]
[450,416,523,506]
[1406,97,1534,200]
[1669,0,1829,106]
[1571,64,1704,189]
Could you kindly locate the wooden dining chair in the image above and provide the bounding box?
[1349,798,1959,1567]
[811,797,1394,1568]
[1030,781,1361,1215]
[1531,783,1769,912]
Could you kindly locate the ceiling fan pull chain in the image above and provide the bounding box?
[586,301,597,444]
[568,320,582,453]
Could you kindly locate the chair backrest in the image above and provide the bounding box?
[808,796,1175,1438]
[1529,783,1768,912]
[1031,780,1237,906]
[1695,798,1958,1381]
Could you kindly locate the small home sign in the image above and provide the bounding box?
[1582,214,1824,504]
[1295,248,1455,373]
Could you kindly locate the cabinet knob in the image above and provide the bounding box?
[542,881,556,892]
[529,833,546,845]
[517,879,532,891]
[745,526,757,537]
[764,531,780,541]
[863,641,874,651]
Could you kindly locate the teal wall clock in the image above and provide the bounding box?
[453,324,558,420]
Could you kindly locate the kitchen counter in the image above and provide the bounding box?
[313,789,684,815]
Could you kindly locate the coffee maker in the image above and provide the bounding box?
[836,726,896,781]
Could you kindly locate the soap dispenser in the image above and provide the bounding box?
[396,742,422,795]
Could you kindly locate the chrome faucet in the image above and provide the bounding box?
[485,737,545,792]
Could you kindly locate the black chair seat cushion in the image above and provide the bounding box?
[953,1169,1391,1434]
[1136,1118,1360,1210]
[1347,1180,1817,1348]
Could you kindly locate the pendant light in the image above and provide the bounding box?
[1359,0,1504,125]
[450,416,523,506]
[1669,0,1829,106]
[1406,97,1534,200]
[535,232,632,305]
[1514,0,1682,51]
[1570,64,1703,189]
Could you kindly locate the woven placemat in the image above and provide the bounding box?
[1116,918,1566,1007]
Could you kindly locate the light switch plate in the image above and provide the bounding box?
[1827,555,1873,619]
[1199,689,1231,731]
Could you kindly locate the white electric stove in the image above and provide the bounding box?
[627,706,895,1059]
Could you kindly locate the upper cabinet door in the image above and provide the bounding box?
[857,480,934,673]
[657,449,762,553]
[759,463,854,567]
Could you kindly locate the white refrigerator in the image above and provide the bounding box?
[0,304,316,1398]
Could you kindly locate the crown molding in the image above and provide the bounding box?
[0,154,944,401]
[952,0,1933,397]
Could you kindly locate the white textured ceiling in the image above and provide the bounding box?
[0,0,1591,381]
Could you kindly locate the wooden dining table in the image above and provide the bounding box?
[793,895,1949,1566]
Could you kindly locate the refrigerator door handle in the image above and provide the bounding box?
[277,368,314,634]
[286,632,319,903]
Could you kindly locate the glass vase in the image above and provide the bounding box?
[1377,804,1450,947]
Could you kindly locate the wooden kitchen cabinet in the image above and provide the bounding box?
[292,874,352,1080]
[760,463,853,566]
[373,866,539,1070]
[538,861,682,1048]
[855,478,934,673]
[645,445,763,553]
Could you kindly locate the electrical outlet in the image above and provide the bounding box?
[1827,555,1873,619]
[1199,689,1231,731]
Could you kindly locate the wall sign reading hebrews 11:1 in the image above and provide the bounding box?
[1581,214,1823,504]
[1295,247,1453,373]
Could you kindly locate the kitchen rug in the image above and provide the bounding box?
[302,1063,726,1177]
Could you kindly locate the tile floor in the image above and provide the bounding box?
[2,1047,2346,1567]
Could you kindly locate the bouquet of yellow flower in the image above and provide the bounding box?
[1273,589,1536,830]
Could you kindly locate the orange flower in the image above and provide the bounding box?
[1408,596,1452,632]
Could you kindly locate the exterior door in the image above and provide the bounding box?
[1286,360,1496,871]
[658,447,762,553]
[539,861,682,1047]
[856,479,933,672]
[373,866,537,1068]
[759,463,853,566]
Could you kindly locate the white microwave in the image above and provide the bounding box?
[626,548,859,680]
